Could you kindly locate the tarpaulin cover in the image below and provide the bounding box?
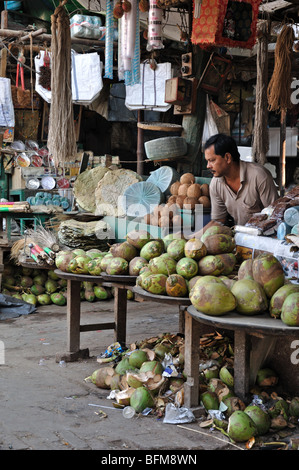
[191,0,262,49]
[0,294,36,320]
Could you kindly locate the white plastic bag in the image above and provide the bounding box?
[202,95,218,145]
[34,50,103,105]
[0,78,15,127]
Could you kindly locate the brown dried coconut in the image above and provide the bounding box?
[180,173,195,185]
[187,183,201,199]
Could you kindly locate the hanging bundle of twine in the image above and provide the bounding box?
[47,0,77,167]
[252,20,270,165]
[267,23,295,113]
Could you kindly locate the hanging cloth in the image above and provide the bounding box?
[47,0,77,168]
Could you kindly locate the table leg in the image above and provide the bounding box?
[234,330,251,401]
[113,286,127,347]
[184,310,201,408]
[55,279,89,362]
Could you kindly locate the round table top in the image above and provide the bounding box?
[187,305,299,336]
[54,269,103,283]
[101,272,137,284]
[54,269,136,286]
[133,286,191,306]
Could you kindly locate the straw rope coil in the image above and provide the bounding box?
[267,23,295,113]
[47,0,77,167]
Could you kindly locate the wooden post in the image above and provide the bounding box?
[184,310,201,408]
[137,110,144,176]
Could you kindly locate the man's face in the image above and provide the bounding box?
[205,145,230,177]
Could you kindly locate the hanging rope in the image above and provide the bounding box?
[267,23,295,113]
[252,20,270,165]
[47,0,77,168]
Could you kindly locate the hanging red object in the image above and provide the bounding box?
[191,0,262,49]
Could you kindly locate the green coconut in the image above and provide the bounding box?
[244,405,271,435]
[30,284,45,296]
[139,360,163,375]
[176,257,198,280]
[215,253,237,275]
[149,255,177,276]
[281,292,299,326]
[227,410,257,442]
[128,350,148,369]
[129,257,148,276]
[106,257,129,275]
[109,241,137,262]
[87,258,103,276]
[130,387,154,413]
[140,240,164,261]
[126,230,152,249]
[200,391,219,411]
[237,259,254,280]
[190,281,236,316]
[184,238,207,260]
[22,293,37,306]
[165,274,188,297]
[223,396,246,417]
[252,254,285,298]
[142,273,167,295]
[94,285,109,300]
[269,398,289,420]
[219,365,234,388]
[231,279,268,315]
[201,225,233,243]
[50,292,66,306]
[166,239,187,261]
[289,397,299,417]
[162,232,184,250]
[270,284,299,318]
[20,276,33,288]
[45,279,58,294]
[37,293,52,305]
[256,368,278,387]
[198,255,224,276]
[115,357,136,375]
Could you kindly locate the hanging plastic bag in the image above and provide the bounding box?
[202,95,218,146]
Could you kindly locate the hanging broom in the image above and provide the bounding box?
[47,0,77,168]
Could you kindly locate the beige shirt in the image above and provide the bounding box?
[209,161,279,226]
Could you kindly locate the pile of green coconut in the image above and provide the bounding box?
[1,262,118,306]
[86,331,299,446]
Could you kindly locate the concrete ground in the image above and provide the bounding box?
[0,296,296,453]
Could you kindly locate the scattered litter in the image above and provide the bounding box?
[122,406,135,419]
[163,403,195,424]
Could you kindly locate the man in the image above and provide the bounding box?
[197,133,279,234]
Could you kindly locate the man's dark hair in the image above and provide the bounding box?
[204,134,240,162]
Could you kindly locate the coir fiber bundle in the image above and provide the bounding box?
[47,0,77,167]
[267,23,295,113]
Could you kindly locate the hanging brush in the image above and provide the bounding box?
[38,49,51,91]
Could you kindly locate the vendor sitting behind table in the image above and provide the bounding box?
[193,133,279,236]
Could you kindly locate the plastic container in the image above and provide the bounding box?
[284,206,299,227]
[122,406,135,419]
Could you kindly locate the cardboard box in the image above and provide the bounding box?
[11,168,26,190]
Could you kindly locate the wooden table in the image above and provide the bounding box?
[184,306,299,408]
[133,285,191,333]
[54,269,136,362]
